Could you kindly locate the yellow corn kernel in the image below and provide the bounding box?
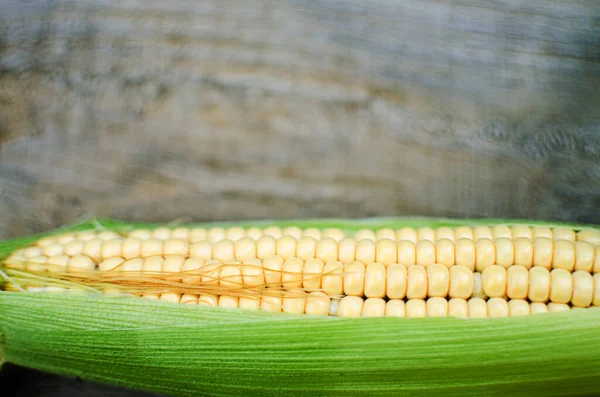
[475,238,495,272]
[575,241,595,272]
[129,229,152,241]
[322,261,344,296]
[528,266,550,303]
[435,227,455,242]
[143,256,164,273]
[553,227,575,241]
[276,236,297,260]
[511,225,532,240]
[260,295,282,312]
[375,228,395,241]
[256,235,277,259]
[305,292,331,316]
[533,238,553,269]
[263,255,284,287]
[171,228,190,240]
[482,265,507,298]
[514,238,533,268]
[152,227,171,240]
[449,265,474,299]
[189,241,212,261]
[435,239,455,268]
[468,297,487,317]
[213,239,235,263]
[506,265,529,300]
[455,239,475,271]
[385,300,406,317]
[427,264,449,298]
[364,262,386,299]
[426,297,448,317]
[241,258,264,287]
[396,228,417,244]
[577,229,600,245]
[164,239,189,256]
[416,227,435,242]
[454,227,474,241]
[98,257,126,271]
[207,227,227,243]
[571,270,594,307]
[337,238,357,264]
[416,240,436,267]
[530,302,549,314]
[355,239,376,264]
[337,296,364,317]
[397,240,416,266]
[386,264,407,299]
[322,228,345,242]
[188,228,208,243]
[354,229,376,242]
[405,299,427,318]
[234,237,257,262]
[448,298,468,318]
[297,237,318,261]
[303,258,325,292]
[406,265,427,299]
[553,240,575,271]
[487,298,509,317]
[549,269,573,304]
[281,257,304,290]
[282,290,306,314]
[343,261,366,296]
[473,226,493,241]
[302,228,322,240]
[225,227,246,241]
[495,238,514,269]
[140,239,163,258]
[282,227,303,240]
[245,227,263,241]
[316,237,338,263]
[362,297,386,317]
[375,238,397,266]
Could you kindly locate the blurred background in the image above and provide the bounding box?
[1,0,599,395]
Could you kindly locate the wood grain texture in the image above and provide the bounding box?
[0,0,598,242]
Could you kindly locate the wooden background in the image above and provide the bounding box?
[1,0,599,395]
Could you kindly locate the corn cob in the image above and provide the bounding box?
[3,224,600,318]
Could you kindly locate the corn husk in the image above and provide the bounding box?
[1,217,600,397]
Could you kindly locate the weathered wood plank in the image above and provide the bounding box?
[0,0,599,239]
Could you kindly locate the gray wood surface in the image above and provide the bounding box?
[0,1,599,396]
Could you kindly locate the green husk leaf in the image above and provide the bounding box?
[1,217,600,397]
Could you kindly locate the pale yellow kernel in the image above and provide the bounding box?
[362,298,386,317]
[375,238,397,266]
[256,235,277,259]
[306,291,331,316]
[182,258,204,284]
[355,239,376,264]
[207,227,227,243]
[140,239,163,258]
[46,255,69,269]
[160,293,182,303]
[354,229,376,241]
[198,294,218,306]
[533,238,553,270]
[36,236,57,247]
[213,239,235,263]
[234,237,256,261]
[171,228,190,240]
[449,265,474,299]
[152,227,171,240]
[435,239,455,268]
[530,302,549,314]
[549,269,573,304]
[572,270,594,307]
[495,238,514,269]
[143,256,164,273]
[338,238,357,263]
[282,257,304,290]
[56,233,76,245]
[225,227,246,241]
[101,239,124,259]
[263,255,284,287]
[594,246,600,273]
[491,225,512,240]
[282,291,306,314]
[98,231,122,241]
[241,258,264,287]
[322,261,344,296]
[427,297,448,317]
[406,299,427,318]
[98,257,125,271]
[77,231,99,241]
[427,264,449,298]
[164,239,189,256]
[471,273,487,299]
[122,238,142,260]
[397,240,416,266]
[303,258,325,292]
[511,225,532,240]
[553,240,575,271]
[163,255,185,276]
[261,295,282,312]
[343,261,366,296]
[529,266,551,302]
[386,300,406,317]
[553,227,575,241]
[593,274,600,306]
[129,229,152,241]
[487,298,509,317]
[473,226,493,241]
[297,236,318,261]
[417,227,435,242]
[386,264,407,300]
[482,265,507,298]
[532,227,553,240]
[181,294,199,304]
[548,303,570,313]
[514,238,533,269]
[448,298,468,318]
[263,226,282,239]
[396,228,417,243]
[435,227,455,242]
[82,239,103,262]
[406,265,428,299]
[506,265,529,300]
[26,256,47,272]
[375,228,395,241]
[475,238,495,272]
[302,228,322,240]
[575,241,595,272]
[455,239,475,271]
[120,258,143,272]
[577,230,600,245]
[189,241,212,261]
[239,297,261,310]
[337,296,364,317]
[468,298,487,317]
[416,240,436,267]
[142,293,161,301]
[276,236,297,260]
[455,227,474,241]
[509,300,530,316]
[188,228,208,243]
[364,262,386,298]
[43,244,64,257]
[282,226,303,240]
[219,263,243,288]
[245,227,263,241]
[63,240,84,256]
